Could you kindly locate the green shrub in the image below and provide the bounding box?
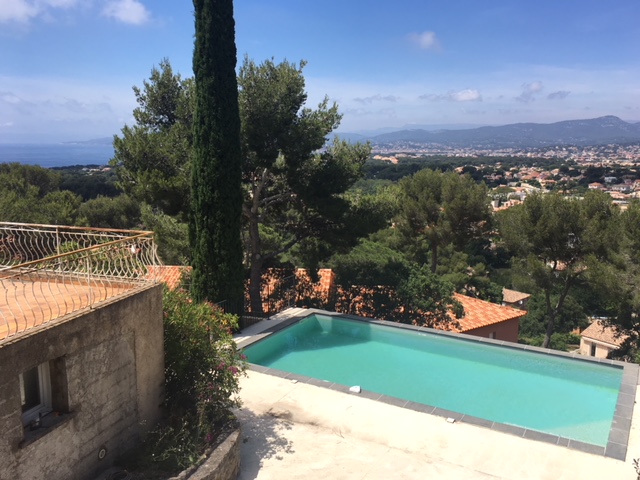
[520,332,581,352]
[162,286,246,432]
[120,287,246,476]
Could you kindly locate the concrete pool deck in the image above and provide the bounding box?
[234,309,640,479]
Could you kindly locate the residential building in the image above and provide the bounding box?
[502,288,531,311]
[580,319,626,358]
[451,293,526,343]
[0,223,164,480]
[267,268,526,344]
[261,268,336,314]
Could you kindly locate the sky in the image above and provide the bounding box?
[1,0,639,142]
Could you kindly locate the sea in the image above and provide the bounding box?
[0,143,115,168]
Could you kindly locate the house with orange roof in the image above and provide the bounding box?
[147,265,190,290]
[215,266,527,344]
[501,288,530,311]
[579,319,627,358]
[262,268,336,313]
[450,293,526,343]
[274,269,526,343]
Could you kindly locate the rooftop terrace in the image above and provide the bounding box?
[0,222,161,342]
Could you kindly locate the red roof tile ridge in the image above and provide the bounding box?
[453,293,527,332]
[580,319,626,346]
[502,288,530,304]
[148,265,190,290]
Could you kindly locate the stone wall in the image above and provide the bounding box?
[181,428,241,480]
[0,284,164,480]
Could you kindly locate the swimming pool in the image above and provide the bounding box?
[243,313,631,451]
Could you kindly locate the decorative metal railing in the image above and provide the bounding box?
[0,222,161,341]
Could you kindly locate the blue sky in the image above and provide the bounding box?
[1,0,639,142]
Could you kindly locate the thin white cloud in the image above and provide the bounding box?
[419,89,482,102]
[0,92,24,104]
[0,0,38,23]
[353,94,399,104]
[0,0,89,24]
[0,121,14,127]
[450,89,482,102]
[102,0,150,25]
[408,31,440,51]
[547,90,570,100]
[305,63,640,130]
[516,81,544,103]
[0,75,137,141]
[344,107,398,119]
[42,0,80,7]
[461,108,486,116]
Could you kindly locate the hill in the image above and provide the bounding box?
[346,116,640,149]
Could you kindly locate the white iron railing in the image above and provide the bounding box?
[0,222,161,341]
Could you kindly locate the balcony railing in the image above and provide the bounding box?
[0,222,161,341]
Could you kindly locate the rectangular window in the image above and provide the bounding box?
[19,362,52,427]
[489,332,496,339]
[590,343,597,357]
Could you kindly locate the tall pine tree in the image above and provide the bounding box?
[190,0,244,309]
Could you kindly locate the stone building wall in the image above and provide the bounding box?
[0,283,164,480]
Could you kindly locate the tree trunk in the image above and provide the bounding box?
[430,241,438,273]
[249,254,264,314]
[247,209,264,314]
[542,278,573,348]
[542,290,556,348]
[542,313,556,348]
[245,170,267,315]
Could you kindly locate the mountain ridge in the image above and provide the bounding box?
[339,116,640,149]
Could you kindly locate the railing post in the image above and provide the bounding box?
[56,226,61,256]
[86,255,93,306]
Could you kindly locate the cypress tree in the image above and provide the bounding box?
[190,0,244,310]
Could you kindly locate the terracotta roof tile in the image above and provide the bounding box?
[452,293,527,332]
[502,288,530,304]
[580,319,626,347]
[301,268,336,298]
[261,268,336,312]
[147,265,190,290]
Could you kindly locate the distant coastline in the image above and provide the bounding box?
[61,137,113,146]
[0,143,115,168]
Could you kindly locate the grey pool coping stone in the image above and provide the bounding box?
[459,414,494,429]
[377,394,410,408]
[403,400,436,414]
[236,307,639,461]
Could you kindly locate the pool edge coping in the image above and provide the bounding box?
[236,308,638,461]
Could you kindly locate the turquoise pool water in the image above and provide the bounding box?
[244,314,623,446]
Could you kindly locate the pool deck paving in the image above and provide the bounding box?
[233,309,640,479]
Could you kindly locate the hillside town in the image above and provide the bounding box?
[372,141,640,163]
[371,142,640,209]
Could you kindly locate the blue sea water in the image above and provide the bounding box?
[0,143,115,168]
[245,314,623,446]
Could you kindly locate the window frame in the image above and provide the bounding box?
[19,362,52,427]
